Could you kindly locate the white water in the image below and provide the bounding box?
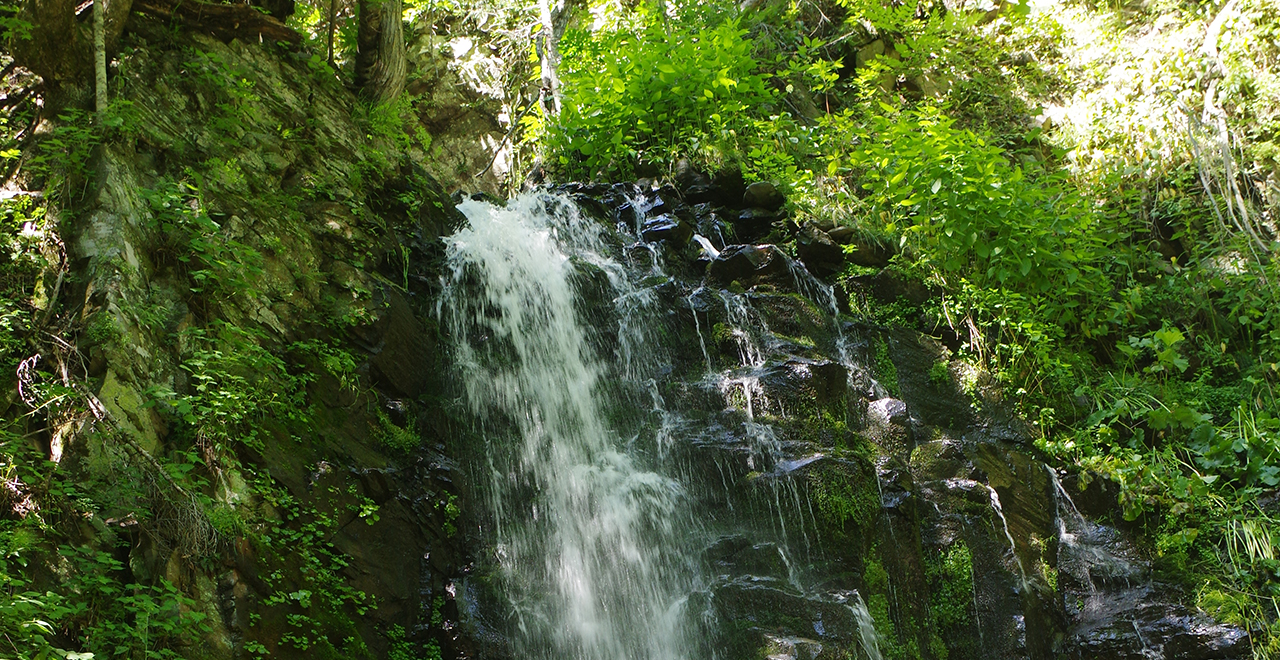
[441,193,701,659]
[441,190,891,659]
[987,485,1031,592]
[848,591,885,660]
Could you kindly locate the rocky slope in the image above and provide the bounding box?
[440,177,1253,660]
[4,21,470,659]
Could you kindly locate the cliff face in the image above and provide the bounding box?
[3,23,469,659]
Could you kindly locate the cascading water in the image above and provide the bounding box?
[441,189,890,659]
[440,193,704,659]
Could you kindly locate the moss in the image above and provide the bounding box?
[874,334,899,397]
[925,540,978,660]
[374,408,419,454]
[807,460,879,540]
[864,552,925,660]
[928,359,950,386]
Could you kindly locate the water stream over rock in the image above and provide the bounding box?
[440,188,1250,660]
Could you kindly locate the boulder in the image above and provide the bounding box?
[644,185,680,215]
[641,214,694,245]
[706,244,790,287]
[796,223,844,277]
[742,181,784,210]
[732,207,784,243]
[868,397,909,427]
[846,236,894,268]
[861,270,931,305]
[674,158,710,190]
[827,226,855,244]
[711,166,748,207]
[682,184,719,205]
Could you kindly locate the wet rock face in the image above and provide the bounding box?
[1066,595,1251,659]
[707,244,791,287]
[640,214,694,244]
[500,182,1251,660]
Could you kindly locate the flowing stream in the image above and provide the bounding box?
[440,190,887,659]
[440,193,703,659]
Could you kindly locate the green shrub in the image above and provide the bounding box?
[548,12,774,178]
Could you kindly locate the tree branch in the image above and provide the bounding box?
[132,0,302,45]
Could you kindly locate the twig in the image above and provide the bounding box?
[476,100,537,179]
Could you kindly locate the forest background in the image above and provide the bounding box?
[1,0,1279,655]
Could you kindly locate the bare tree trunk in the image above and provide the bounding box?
[535,0,584,117]
[356,0,406,104]
[537,0,561,116]
[94,0,107,114]
[327,0,338,67]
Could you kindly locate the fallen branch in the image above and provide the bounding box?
[132,0,302,46]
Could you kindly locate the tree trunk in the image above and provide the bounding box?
[94,0,107,114]
[535,0,584,117]
[11,0,133,111]
[356,0,406,104]
[326,0,338,67]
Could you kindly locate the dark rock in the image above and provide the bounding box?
[641,214,694,245]
[1065,595,1250,660]
[570,193,612,222]
[711,166,747,207]
[868,270,932,305]
[796,224,844,277]
[827,226,855,244]
[757,359,848,419]
[812,218,837,232]
[868,397,909,426]
[706,244,790,287]
[369,293,435,398]
[743,181,784,210]
[846,235,894,268]
[888,329,975,431]
[712,581,867,642]
[683,184,719,205]
[732,207,784,243]
[674,158,710,190]
[910,439,968,481]
[555,182,611,197]
[865,397,914,457]
[644,185,681,216]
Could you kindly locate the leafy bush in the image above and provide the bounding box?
[549,13,774,178]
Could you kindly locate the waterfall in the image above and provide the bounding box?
[440,193,702,660]
[440,189,892,659]
[848,591,885,660]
